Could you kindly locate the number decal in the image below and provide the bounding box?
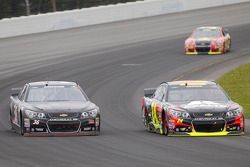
[33,120,40,125]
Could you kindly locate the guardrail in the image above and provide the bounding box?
[0,0,250,38]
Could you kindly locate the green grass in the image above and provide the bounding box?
[217,63,250,118]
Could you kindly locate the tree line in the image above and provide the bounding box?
[0,0,140,19]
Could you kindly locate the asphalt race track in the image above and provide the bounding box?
[1,2,250,167]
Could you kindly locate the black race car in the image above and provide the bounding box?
[9,81,100,136]
[141,80,245,136]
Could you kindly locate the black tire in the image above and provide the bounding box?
[20,112,24,135]
[229,39,232,51]
[141,107,146,126]
[142,107,150,129]
[9,110,15,131]
[95,129,100,136]
[222,42,226,54]
[95,117,101,136]
[161,112,168,136]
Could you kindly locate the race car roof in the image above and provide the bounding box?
[167,80,216,86]
[28,81,77,86]
[196,26,221,31]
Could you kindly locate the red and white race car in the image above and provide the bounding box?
[185,27,231,55]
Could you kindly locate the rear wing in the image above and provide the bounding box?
[11,87,22,97]
[144,88,156,98]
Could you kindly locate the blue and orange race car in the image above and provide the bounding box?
[185,27,231,55]
[141,80,245,136]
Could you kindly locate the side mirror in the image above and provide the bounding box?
[11,88,22,97]
[144,88,156,98]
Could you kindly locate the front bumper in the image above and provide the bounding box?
[23,117,100,136]
[168,116,244,136]
[169,131,244,137]
[186,51,223,55]
[185,46,223,55]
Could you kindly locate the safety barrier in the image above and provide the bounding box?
[0,0,250,38]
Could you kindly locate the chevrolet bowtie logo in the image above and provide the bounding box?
[59,114,68,117]
[204,113,213,117]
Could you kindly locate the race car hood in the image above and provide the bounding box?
[186,37,213,43]
[180,101,228,113]
[27,101,97,113]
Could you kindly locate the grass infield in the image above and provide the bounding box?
[217,63,250,118]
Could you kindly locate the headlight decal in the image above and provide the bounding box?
[25,110,46,119]
[226,108,243,118]
[88,108,98,117]
[168,109,190,119]
[81,112,89,118]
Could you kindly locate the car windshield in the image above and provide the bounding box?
[26,85,87,102]
[192,29,221,38]
[167,85,229,102]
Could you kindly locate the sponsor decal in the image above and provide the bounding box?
[177,119,183,123]
[59,114,68,117]
[35,128,44,132]
[83,127,91,131]
[24,118,30,127]
[194,117,223,121]
[205,113,213,117]
[95,118,100,126]
[49,118,78,121]
[33,120,40,125]
[168,122,174,128]
[88,119,95,124]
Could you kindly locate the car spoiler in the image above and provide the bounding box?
[11,87,22,97]
[144,88,156,98]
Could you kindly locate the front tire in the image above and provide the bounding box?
[141,107,146,126]
[95,117,101,136]
[142,107,151,131]
[161,112,168,136]
[228,39,231,52]
[222,42,226,54]
[20,113,24,135]
[9,110,15,131]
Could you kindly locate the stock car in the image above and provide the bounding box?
[141,80,245,136]
[9,81,100,136]
[185,27,231,55]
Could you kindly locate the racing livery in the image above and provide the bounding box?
[141,81,245,136]
[9,81,100,136]
[185,27,231,55]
